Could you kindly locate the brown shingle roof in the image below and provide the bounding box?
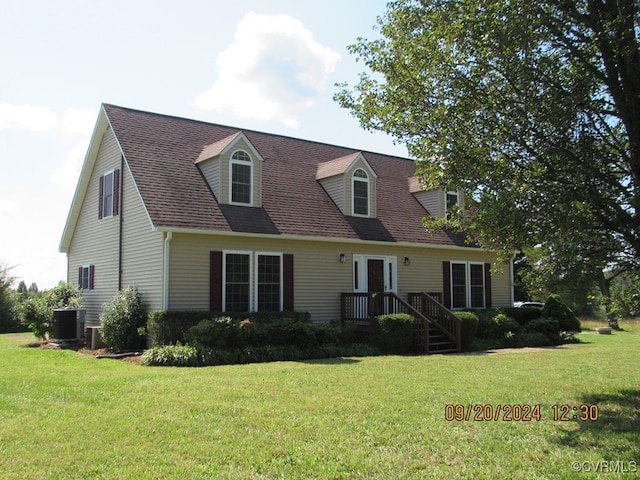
[103,104,471,247]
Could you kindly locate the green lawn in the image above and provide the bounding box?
[0,321,638,479]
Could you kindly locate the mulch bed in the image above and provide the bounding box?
[24,339,144,364]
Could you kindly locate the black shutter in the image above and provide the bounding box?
[89,265,95,290]
[78,266,83,288]
[113,168,120,216]
[484,263,492,308]
[98,175,104,219]
[283,254,294,311]
[443,261,451,309]
[210,251,223,311]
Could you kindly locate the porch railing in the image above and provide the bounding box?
[340,291,461,353]
[408,292,461,351]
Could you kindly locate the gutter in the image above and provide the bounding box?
[162,231,173,310]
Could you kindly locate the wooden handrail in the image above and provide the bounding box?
[409,292,461,351]
[340,291,460,353]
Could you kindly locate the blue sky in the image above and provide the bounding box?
[0,0,407,289]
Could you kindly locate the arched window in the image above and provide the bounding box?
[352,169,369,216]
[230,150,252,205]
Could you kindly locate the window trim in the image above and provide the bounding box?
[449,261,486,309]
[352,169,370,217]
[102,169,115,219]
[255,252,284,312]
[222,250,284,312]
[445,189,459,220]
[79,264,94,291]
[222,250,252,312]
[229,150,253,206]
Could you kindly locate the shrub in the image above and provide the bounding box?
[502,307,543,326]
[476,313,520,340]
[141,343,381,367]
[141,344,200,367]
[370,313,415,354]
[22,295,52,339]
[146,310,311,346]
[524,317,560,344]
[511,331,553,348]
[542,294,581,331]
[187,316,341,350]
[455,311,479,352]
[100,286,147,351]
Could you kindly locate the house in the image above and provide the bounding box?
[59,104,513,348]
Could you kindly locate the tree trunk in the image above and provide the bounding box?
[595,269,620,330]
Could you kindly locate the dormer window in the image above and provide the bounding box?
[353,169,369,216]
[230,150,252,205]
[445,189,459,220]
[316,152,377,218]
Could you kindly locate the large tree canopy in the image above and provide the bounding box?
[336,0,640,287]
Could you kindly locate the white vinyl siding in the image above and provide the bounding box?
[168,233,508,322]
[120,161,164,313]
[66,129,122,326]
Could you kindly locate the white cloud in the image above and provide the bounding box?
[0,102,59,132]
[61,108,96,135]
[195,12,341,128]
[50,140,90,189]
[0,103,96,135]
[0,200,21,217]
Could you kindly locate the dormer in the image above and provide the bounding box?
[195,132,264,207]
[316,152,378,217]
[409,176,464,219]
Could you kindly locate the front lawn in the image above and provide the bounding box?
[0,321,638,479]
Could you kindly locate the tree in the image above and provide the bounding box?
[0,264,19,333]
[335,0,640,325]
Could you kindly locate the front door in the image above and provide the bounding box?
[367,259,385,317]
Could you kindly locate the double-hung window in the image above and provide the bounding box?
[352,169,369,216]
[99,169,120,219]
[225,253,251,312]
[230,150,252,205]
[223,252,282,311]
[450,262,486,309]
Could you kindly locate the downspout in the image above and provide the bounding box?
[162,231,173,310]
[118,154,125,290]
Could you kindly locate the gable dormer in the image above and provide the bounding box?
[409,176,464,219]
[316,152,378,218]
[195,132,264,207]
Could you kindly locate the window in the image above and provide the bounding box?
[230,150,252,205]
[78,265,94,290]
[450,262,486,309]
[224,253,251,312]
[445,189,459,220]
[451,263,467,309]
[222,252,283,311]
[99,169,120,219]
[352,169,369,216]
[257,254,282,311]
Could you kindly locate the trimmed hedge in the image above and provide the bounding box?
[370,313,415,354]
[187,316,341,350]
[455,311,479,352]
[501,307,543,326]
[141,343,381,367]
[147,310,311,346]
